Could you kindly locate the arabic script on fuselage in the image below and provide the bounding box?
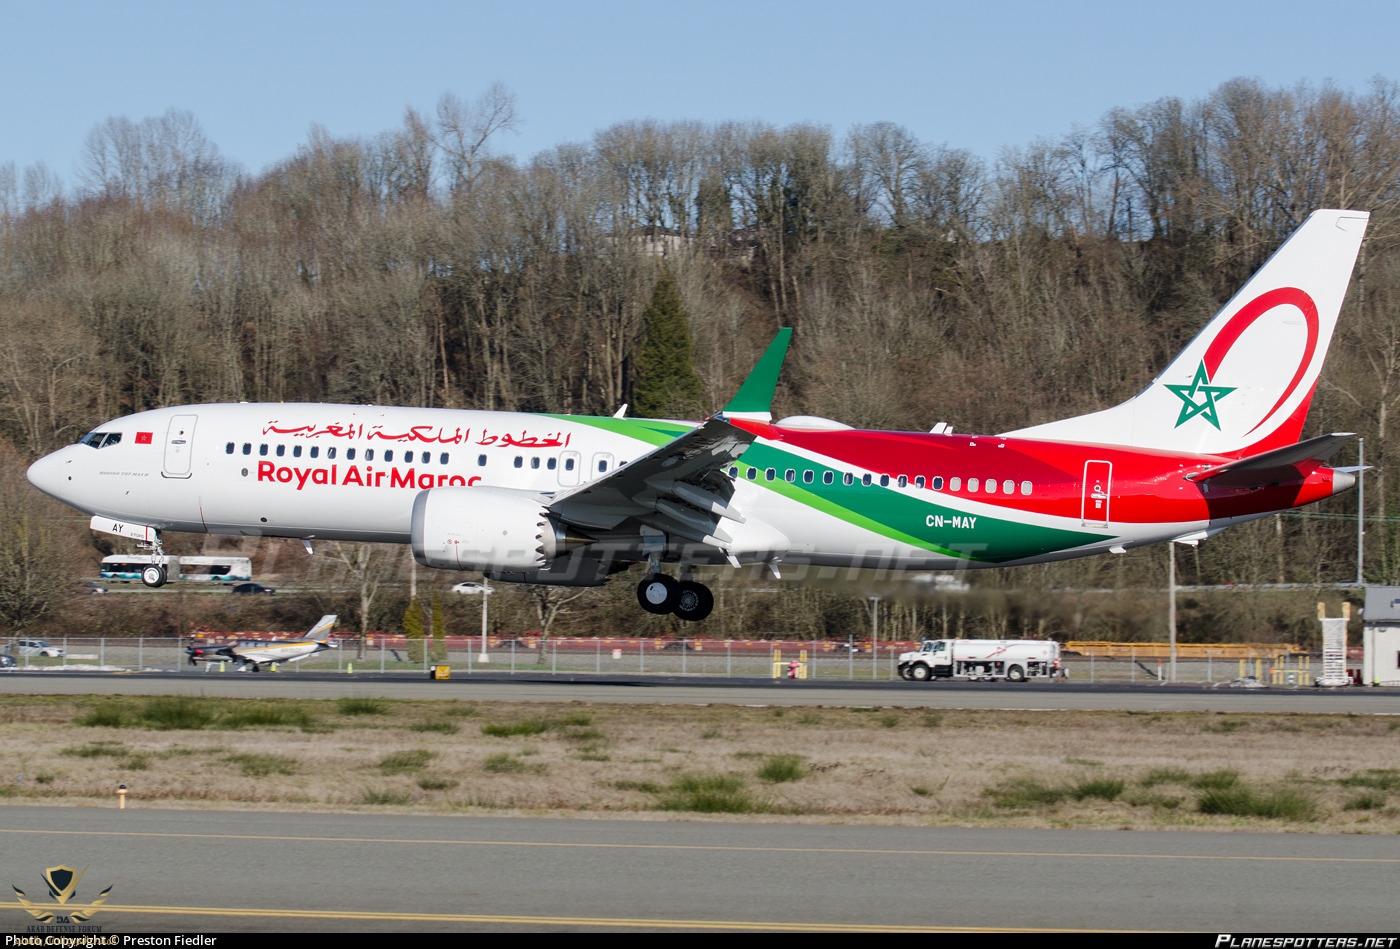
[262,422,572,449]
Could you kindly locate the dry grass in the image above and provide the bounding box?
[1,695,1398,832]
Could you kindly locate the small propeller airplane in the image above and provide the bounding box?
[28,210,1370,622]
[186,614,337,672]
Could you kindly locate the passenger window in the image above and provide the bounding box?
[968,478,979,492]
[932,476,944,490]
[328,447,337,460]
[785,469,796,483]
[531,457,540,469]
[1003,479,1015,494]
[765,468,776,481]
[803,470,814,484]
[823,471,834,485]
[843,472,854,486]
[746,467,757,480]
[915,475,925,488]
[897,475,908,487]
[950,477,961,491]
[259,444,268,456]
[986,479,996,494]
[548,458,557,470]
[346,448,355,460]
[565,458,575,471]
[384,450,393,463]
[242,443,251,455]
[879,474,890,487]
[276,445,285,457]
[365,449,374,462]
[310,447,319,459]
[440,453,449,465]
[514,456,523,468]
[728,466,738,479]
[862,474,872,486]
[225,442,234,454]
[598,460,608,473]
[478,454,487,466]
[1021,480,1032,495]
[293,446,302,458]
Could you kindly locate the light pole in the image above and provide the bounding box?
[479,587,490,664]
[868,595,881,679]
[1358,437,1365,587]
[1168,541,1177,683]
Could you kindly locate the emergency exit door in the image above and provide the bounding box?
[1081,460,1112,528]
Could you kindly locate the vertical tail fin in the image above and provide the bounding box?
[1006,210,1369,456]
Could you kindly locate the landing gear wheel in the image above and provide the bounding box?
[909,663,931,682]
[637,574,679,615]
[141,565,166,588]
[673,581,714,622]
[1006,665,1026,683]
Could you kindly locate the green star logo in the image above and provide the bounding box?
[1165,361,1235,429]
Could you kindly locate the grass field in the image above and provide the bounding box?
[1,694,1397,832]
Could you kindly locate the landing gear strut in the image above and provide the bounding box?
[140,529,167,588]
[635,574,714,622]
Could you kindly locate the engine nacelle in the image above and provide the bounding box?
[411,486,564,572]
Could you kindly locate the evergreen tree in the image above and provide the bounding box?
[430,593,447,662]
[631,271,704,418]
[402,596,425,663]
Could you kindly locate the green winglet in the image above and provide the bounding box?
[721,328,792,421]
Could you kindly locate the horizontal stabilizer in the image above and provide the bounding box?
[1186,432,1354,485]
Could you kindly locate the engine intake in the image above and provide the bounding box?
[411,486,567,572]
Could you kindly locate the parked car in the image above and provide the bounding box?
[451,582,494,595]
[0,654,15,668]
[230,583,276,595]
[13,639,64,657]
[661,641,697,651]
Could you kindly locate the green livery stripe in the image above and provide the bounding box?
[735,443,1109,563]
[544,415,691,446]
[552,415,1109,563]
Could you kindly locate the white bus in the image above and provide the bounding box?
[100,556,252,583]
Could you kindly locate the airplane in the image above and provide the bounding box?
[27,209,1369,623]
[186,614,338,671]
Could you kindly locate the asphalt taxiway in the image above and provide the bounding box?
[0,671,1397,714]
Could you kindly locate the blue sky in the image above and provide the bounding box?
[4,0,1398,183]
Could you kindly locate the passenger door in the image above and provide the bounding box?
[1080,460,1112,528]
[163,415,198,478]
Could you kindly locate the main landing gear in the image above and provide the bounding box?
[636,574,714,622]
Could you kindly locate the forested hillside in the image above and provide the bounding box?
[4,78,1399,643]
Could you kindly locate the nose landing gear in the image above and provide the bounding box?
[139,530,168,588]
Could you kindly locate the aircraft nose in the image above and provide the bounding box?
[26,450,70,499]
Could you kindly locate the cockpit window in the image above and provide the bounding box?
[79,432,121,449]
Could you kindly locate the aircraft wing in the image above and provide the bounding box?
[547,416,755,546]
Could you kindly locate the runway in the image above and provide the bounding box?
[1,671,1398,714]
[0,807,1394,932]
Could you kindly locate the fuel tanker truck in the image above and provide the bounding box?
[897,639,1062,682]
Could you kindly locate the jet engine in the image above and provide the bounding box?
[411,486,582,572]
